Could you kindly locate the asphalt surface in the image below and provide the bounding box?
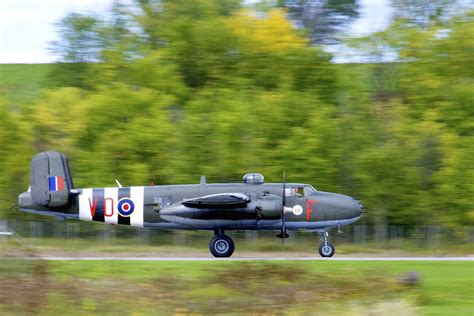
[38,256,473,261]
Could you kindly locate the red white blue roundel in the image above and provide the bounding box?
[118,198,135,217]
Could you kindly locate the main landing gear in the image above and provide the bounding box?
[208,229,335,258]
[209,229,235,257]
[318,231,335,257]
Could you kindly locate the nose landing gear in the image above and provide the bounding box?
[318,231,335,257]
[209,229,235,257]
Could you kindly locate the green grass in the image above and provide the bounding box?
[0,259,471,315]
[3,233,472,256]
[0,63,51,104]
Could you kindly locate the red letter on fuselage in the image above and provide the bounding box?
[306,199,317,221]
[104,197,114,217]
[88,197,98,217]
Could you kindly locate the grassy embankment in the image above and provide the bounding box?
[0,259,472,315]
[0,63,52,105]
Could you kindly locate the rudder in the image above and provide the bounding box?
[30,151,74,207]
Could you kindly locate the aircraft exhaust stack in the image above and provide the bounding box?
[30,151,74,207]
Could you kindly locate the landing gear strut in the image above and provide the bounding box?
[318,231,335,257]
[209,229,235,258]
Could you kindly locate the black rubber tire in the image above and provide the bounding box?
[209,235,235,258]
[318,242,335,257]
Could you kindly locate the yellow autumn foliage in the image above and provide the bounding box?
[226,9,307,53]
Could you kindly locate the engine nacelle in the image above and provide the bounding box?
[159,193,282,225]
[254,194,281,219]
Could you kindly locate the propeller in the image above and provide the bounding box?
[276,170,289,240]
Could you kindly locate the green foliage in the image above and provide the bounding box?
[0,99,32,210]
[0,3,472,227]
[50,12,103,63]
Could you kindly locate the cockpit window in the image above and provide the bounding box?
[295,187,304,197]
[304,185,317,196]
[285,186,305,197]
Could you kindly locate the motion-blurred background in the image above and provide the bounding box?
[0,1,473,315]
[0,0,473,248]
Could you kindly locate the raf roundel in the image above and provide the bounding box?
[292,205,303,216]
[118,198,135,217]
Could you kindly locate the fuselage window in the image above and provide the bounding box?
[154,196,171,211]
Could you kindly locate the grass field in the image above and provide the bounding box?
[0,259,472,315]
[0,63,51,105]
[3,229,473,258]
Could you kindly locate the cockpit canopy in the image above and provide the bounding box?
[243,173,264,184]
[285,185,317,197]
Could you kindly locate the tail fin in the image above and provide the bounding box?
[30,151,74,207]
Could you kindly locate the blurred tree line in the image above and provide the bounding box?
[0,0,472,229]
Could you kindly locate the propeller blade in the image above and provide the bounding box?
[276,170,289,240]
[282,170,286,207]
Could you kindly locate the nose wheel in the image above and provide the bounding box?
[318,231,335,257]
[209,230,234,257]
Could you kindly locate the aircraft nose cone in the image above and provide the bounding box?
[351,199,364,218]
[338,196,364,219]
[315,192,364,220]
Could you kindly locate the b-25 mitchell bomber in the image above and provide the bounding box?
[19,151,363,257]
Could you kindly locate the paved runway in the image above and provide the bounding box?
[38,256,473,261]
